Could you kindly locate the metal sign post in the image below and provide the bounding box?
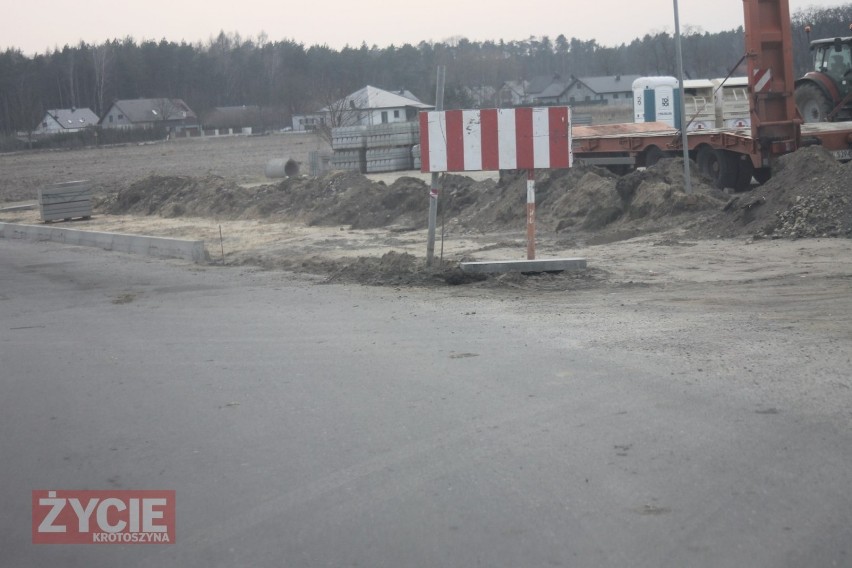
[526,170,536,260]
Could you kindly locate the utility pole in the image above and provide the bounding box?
[673,0,693,194]
[426,65,446,267]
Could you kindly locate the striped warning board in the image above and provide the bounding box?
[752,68,772,93]
[419,107,572,173]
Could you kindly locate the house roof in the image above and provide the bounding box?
[527,74,562,95]
[500,80,528,94]
[322,86,433,112]
[573,75,641,94]
[45,108,99,129]
[536,81,570,99]
[106,98,197,123]
[464,85,497,97]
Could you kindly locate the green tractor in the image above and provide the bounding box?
[795,29,852,123]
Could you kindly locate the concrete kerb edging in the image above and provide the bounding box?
[0,222,209,264]
[460,258,587,274]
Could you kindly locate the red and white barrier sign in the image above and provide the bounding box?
[32,490,175,544]
[419,107,572,173]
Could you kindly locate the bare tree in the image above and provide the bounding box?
[91,44,112,116]
[152,98,180,121]
[151,98,182,138]
[310,85,367,146]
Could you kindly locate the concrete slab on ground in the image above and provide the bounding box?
[0,222,209,263]
[0,202,37,213]
[460,258,587,274]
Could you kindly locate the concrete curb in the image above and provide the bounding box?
[0,202,37,212]
[460,258,587,274]
[0,222,209,264]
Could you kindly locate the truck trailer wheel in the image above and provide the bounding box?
[753,167,772,184]
[795,83,833,123]
[643,145,665,167]
[734,156,754,191]
[697,146,737,189]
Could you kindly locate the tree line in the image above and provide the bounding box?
[1,4,849,137]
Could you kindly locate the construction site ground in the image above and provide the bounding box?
[0,130,850,299]
[2,131,851,421]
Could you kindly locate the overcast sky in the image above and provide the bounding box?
[2,0,849,54]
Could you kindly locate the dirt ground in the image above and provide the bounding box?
[0,131,329,202]
[1,133,850,295]
[3,128,851,469]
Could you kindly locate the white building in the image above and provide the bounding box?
[34,108,99,134]
[292,86,433,132]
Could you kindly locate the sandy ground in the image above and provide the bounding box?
[2,205,850,288]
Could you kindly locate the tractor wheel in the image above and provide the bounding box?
[795,83,834,123]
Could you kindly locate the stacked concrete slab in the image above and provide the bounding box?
[331,126,368,150]
[365,122,419,148]
[330,126,367,173]
[365,122,416,173]
[39,181,92,222]
[331,122,419,174]
[366,147,412,173]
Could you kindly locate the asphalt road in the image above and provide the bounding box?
[1,239,850,567]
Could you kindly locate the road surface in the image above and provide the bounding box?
[1,239,850,567]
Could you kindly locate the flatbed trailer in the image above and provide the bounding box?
[570,0,852,190]
[573,121,852,188]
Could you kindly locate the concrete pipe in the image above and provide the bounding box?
[265,158,300,178]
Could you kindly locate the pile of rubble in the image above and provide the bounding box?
[715,146,852,238]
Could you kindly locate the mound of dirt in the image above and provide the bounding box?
[456,166,625,233]
[712,146,852,238]
[104,171,435,229]
[323,251,486,287]
[101,146,849,245]
[457,159,726,237]
[102,175,247,218]
[252,172,427,229]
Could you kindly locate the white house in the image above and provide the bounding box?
[34,108,99,134]
[560,75,640,106]
[497,80,530,107]
[292,86,433,131]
